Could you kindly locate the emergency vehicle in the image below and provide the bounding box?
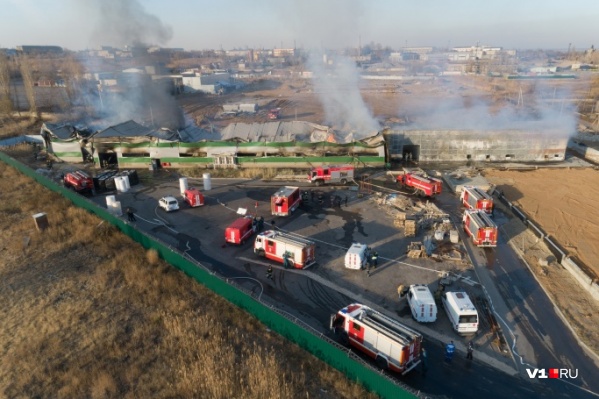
[396,172,442,197]
[271,186,301,216]
[344,243,369,270]
[460,186,494,214]
[406,284,437,323]
[330,303,423,374]
[63,170,93,194]
[254,230,315,269]
[183,188,205,207]
[442,291,479,335]
[308,165,354,186]
[225,217,256,245]
[462,209,498,247]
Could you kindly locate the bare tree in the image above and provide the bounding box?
[0,53,12,116]
[18,54,39,119]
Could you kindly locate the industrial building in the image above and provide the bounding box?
[41,119,571,169]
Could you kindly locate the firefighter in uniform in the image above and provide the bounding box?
[445,340,455,362]
[371,251,378,268]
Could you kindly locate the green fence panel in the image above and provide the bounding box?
[0,151,416,399]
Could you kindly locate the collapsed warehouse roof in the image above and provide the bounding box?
[220,121,330,143]
[40,122,95,141]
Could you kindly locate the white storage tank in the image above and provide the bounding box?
[106,195,116,208]
[203,173,212,191]
[179,177,188,195]
[111,201,123,216]
[122,175,130,190]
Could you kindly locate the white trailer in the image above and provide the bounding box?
[407,284,437,323]
[344,243,369,270]
[441,291,479,335]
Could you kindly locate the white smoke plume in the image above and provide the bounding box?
[401,79,578,138]
[282,0,380,139]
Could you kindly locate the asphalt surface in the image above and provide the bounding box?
[90,173,599,399]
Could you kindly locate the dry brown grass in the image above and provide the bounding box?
[0,159,378,399]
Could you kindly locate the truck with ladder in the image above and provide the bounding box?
[396,172,442,197]
[330,303,423,375]
[254,230,315,269]
[462,209,498,247]
[308,165,354,186]
[460,186,494,214]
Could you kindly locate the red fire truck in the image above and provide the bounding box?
[308,165,354,186]
[463,210,498,247]
[63,170,94,194]
[460,186,494,214]
[254,230,315,269]
[225,217,256,245]
[330,303,423,375]
[271,186,301,216]
[396,172,442,197]
[268,108,281,120]
[183,188,205,207]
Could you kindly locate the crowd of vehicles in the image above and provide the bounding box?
[82,163,490,376]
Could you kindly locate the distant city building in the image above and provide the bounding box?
[272,48,295,58]
[16,45,63,54]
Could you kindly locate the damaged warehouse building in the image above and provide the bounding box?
[40,120,568,169]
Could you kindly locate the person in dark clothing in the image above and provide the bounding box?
[126,207,136,222]
[371,251,378,267]
[344,195,348,207]
[467,341,474,360]
[310,190,315,202]
[421,348,428,377]
[266,266,274,280]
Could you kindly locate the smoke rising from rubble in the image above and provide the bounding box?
[401,80,577,138]
[285,0,380,138]
[71,0,182,129]
[307,53,380,138]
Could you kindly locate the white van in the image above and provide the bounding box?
[406,284,437,323]
[442,291,479,335]
[344,243,369,270]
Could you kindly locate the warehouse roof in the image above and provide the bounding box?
[220,121,329,142]
[93,120,152,138]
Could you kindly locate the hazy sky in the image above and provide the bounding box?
[1,0,597,51]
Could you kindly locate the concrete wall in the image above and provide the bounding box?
[385,130,568,162]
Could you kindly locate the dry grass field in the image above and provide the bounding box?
[0,159,377,399]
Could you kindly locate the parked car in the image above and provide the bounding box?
[159,196,179,212]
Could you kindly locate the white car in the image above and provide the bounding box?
[159,196,179,212]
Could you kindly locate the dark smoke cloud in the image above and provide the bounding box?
[87,0,173,47]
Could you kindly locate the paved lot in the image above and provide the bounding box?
[90,172,515,370]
